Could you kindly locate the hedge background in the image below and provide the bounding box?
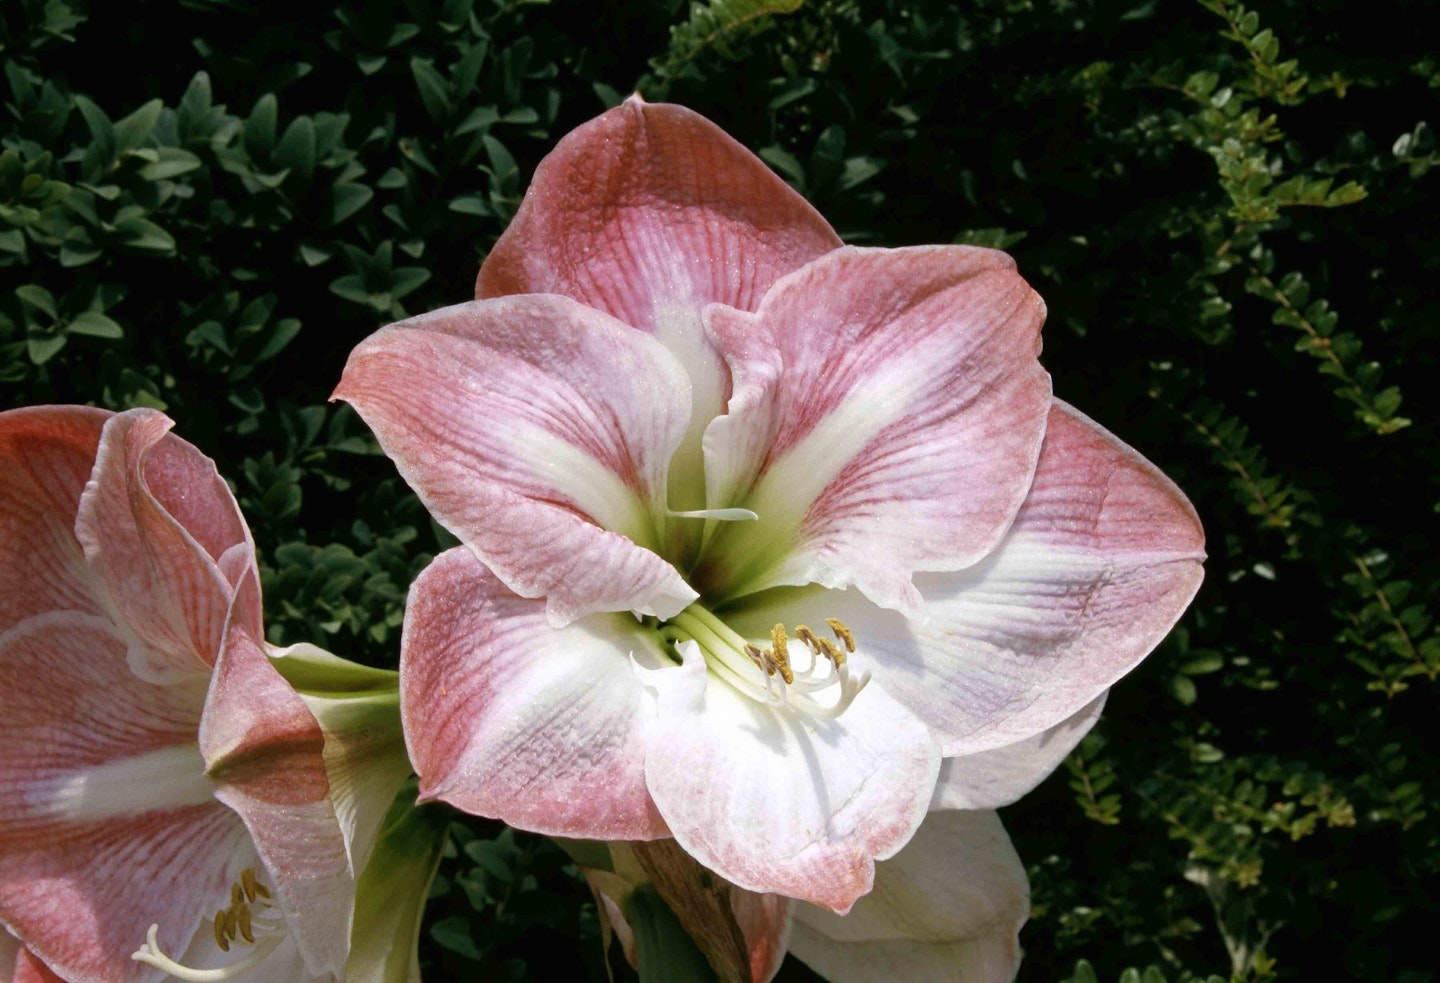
[2,1,1434,980]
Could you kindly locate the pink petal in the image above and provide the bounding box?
[75,410,259,680]
[0,405,110,634]
[200,621,353,979]
[931,694,1107,811]
[2,931,65,983]
[401,547,668,839]
[700,245,1051,613]
[0,614,247,983]
[478,96,839,325]
[640,643,940,914]
[477,97,841,509]
[808,401,1204,753]
[788,810,1028,983]
[334,295,698,624]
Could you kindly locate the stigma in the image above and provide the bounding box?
[131,868,286,982]
[663,606,870,719]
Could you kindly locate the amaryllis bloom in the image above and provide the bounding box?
[336,97,1204,914]
[0,407,405,983]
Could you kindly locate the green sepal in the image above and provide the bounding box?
[345,782,448,983]
[624,885,719,983]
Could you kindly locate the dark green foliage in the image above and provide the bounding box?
[3,0,1436,980]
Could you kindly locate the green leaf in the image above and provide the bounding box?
[15,285,58,319]
[273,117,317,179]
[73,96,114,153]
[1172,675,1198,705]
[139,147,203,181]
[1181,652,1226,675]
[376,167,407,189]
[410,58,451,121]
[455,105,498,136]
[448,193,488,216]
[67,311,123,339]
[329,274,372,306]
[389,268,431,300]
[332,183,374,224]
[27,333,66,364]
[178,71,212,122]
[115,217,176,252]
[430,917,482,961]
[113,98,163,153]
[245,94,279,158]
[253,318,301,362]
[299,243,333,266]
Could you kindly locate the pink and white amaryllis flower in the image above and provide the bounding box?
[335,97,1205,915]
[0,407,362,983]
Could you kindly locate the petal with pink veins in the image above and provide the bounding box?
[401,547,670,840]
[931,693,1107,811]
[639,642,940,913]
[0,405,110,634]
[335,295,698,625]
[477,96,841,509]
[200,620,353,980]
[788,809,1028,983]
[478,96,840,327]
[792,401,1204,754]
[700,245,1051,614]
[0,614,246,983]
[75,410,258,681]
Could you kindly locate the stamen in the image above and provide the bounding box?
[769,625,795,683]
[664,605,870,721]
[826,618,856,654]
[132,868,286,982]
[743,643,767,670]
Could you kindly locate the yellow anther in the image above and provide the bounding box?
[795,625,821,653]
[826,618,856,654]
[818,637,846,667]
[768,624,795,683]
[208,869,275,954]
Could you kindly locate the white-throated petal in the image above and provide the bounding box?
[640,641,940,913]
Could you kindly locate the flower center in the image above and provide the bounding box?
[661,605,870,719]
[131,868,287,982]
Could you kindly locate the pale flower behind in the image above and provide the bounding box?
[0,407,410,983]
